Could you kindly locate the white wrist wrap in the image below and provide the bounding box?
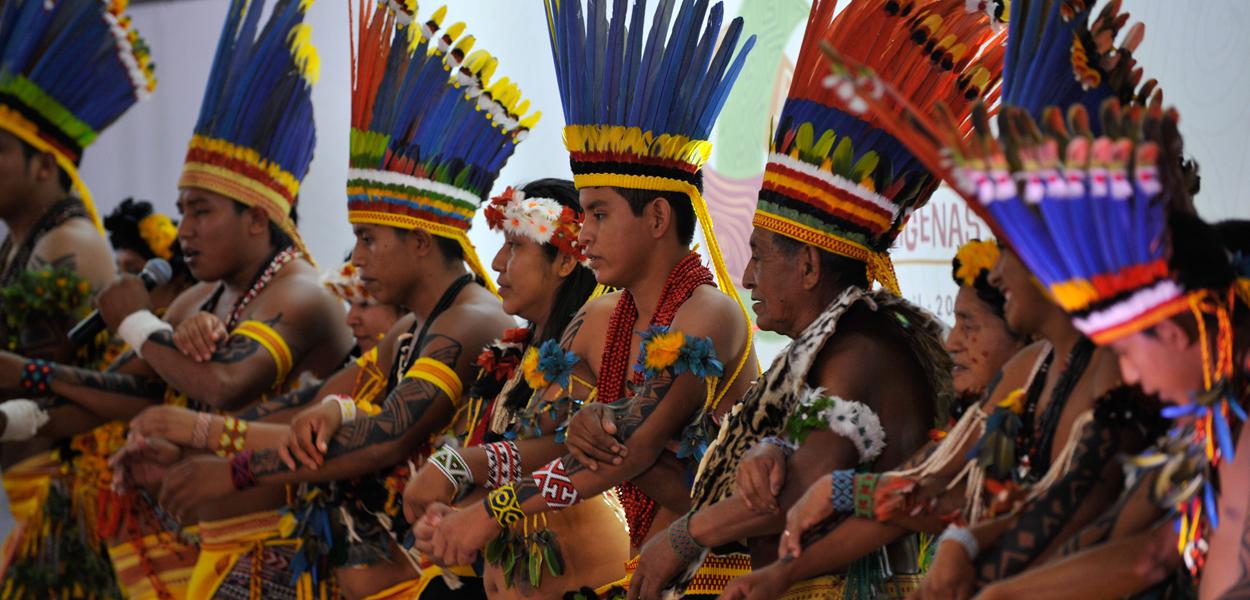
[118,310,173,358]
[322,394,357,423]
[0,400,49,441]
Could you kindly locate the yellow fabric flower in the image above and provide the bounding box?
[138,213,177,260]
[278,512,298,538]
[953,239,999,288]
[997,389,1025,414]
[642,330,685,372]
[521,347,549,390]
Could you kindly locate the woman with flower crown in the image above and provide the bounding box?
[403,178,628,599]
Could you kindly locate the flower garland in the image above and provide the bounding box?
[0,265,94,351]
[484,186,586,262]
[320,261,371,305]
[783,386,886,463]
[521,339,579,391]
[632,325,724,463]
[137,213,177,260]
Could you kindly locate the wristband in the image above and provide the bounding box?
[483,440,521,489]
[190,411,213,449]
[0,399,49,441]
[18,359,54,395]
[429,446,474,499]
[852,473,880,519]
[484,484,525,528]
[831,469,855,513]
[216,416,248,457]
[939,525,980,561]
[322,394,357,423]
[532,457,580,510]
[118,310,173,358]
[230,450,257,491]
[759,436,799,457]
[668,511,705,563]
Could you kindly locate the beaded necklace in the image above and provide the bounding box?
[200,246,301,331]
[597,252,714,548]
[1015,337,1095,480]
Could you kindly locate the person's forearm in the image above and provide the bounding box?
[33,404,108,439]
[139,331,269,411]
[787,517,908,581]
[977,524,1178,600]
[631,451,694,514]
[50,365,165,421]
[457,436,565,487]
[250,375,456,485]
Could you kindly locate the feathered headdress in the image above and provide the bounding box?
[321,261,372,305]
[179,0,319,263]
[347,1,539,293]
[543,0,755,308]
[756,0,1007,296]
[0,0,156,233]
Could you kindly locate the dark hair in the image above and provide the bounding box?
[1160,218,1250,346]
[18,140,72,192]
[232,201,298,251]
[432,235,464,263]
[502,178,599,411]
[772,232,870,290]
[616,187,697,246]
[103,198,193,281]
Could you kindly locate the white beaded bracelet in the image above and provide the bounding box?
[321,394,357,423]
[938,525,980,561]
[0,399,49,442]
[118,310,173,358]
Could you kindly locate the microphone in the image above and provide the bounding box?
[69,258,173,347]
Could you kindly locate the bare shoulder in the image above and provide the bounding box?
[580,290,622,323]
[672,286,745,339]
[1086,345,1125,397]
[31,218,115,288]
[985,340,1050,402]
[425,286,514,356]
[163,282,219,325]
[248,261,342,323]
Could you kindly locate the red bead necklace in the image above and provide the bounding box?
[597,252,713,548]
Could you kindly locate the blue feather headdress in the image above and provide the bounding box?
[544,0,755,301]
[757,0,1006,295]
[179,0,319,262]
[0,0,157,233]
[347,1,539,293]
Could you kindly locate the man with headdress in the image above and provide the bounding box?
[412,1,761,596]
[3,1,353,596]
[0,1,154,595]
[618,2,1004,598]
[133,3,532,597]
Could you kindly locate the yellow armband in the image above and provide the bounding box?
[404,357,463,407]
[233,320,293,388]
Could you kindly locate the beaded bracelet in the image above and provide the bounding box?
[759,436,799,457]
[483,440,521,489]
[216,416,248,457]
[938,525,980,561]
[429,446,474,499]
[190,412,213,449]
[322,394,357,424]
[484,484,525,528]
[668,511,705,563]
[230,450,256,491]
[19,359,54,395]
[533,457,580,509]
[852,473,880,519]
[830,469,855,513]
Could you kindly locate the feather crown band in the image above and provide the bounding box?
[346,0,539,235]
[321,261,373,305]
[179,0,319,262]
[484,187,586,262]
[0,0,158,232]
[755,0,1007,296]
[544,0,755,189]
